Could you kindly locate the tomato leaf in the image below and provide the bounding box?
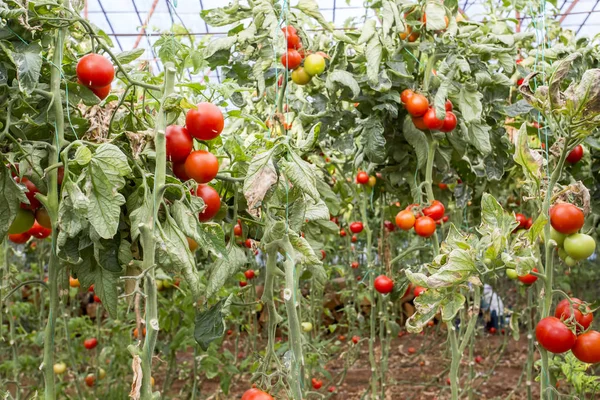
[504,99,533,117]
[114,48,145,65]
[513,123,543,188]
[402,116,429,168]
[326,70,360,100]
[467,122,492,154]
[365,36,382,85]
[289,234,326,291]
[194,295,232,351]
[441,292,466,322]
[205,246,247,299]
[281,151,320,202]
[358,117,386,164]
[0,166,28,239]
[13,42,42,95]
[357,20,376,45]
[295,0,333,31]
[243,148,278,217]
[201,1,252,27]
[424,1,446,31]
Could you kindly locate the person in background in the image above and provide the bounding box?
[482,284,504,332]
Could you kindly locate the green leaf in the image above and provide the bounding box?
[295,0,333,30]
[504,99,533,117]
[527,214,547,243]
[316,179,340,216]
[243,149,277,217]
[128,188,152,241]
[403,116,429,168]
[205,36,237,59]
[0,167,28,239]
[289,234,326,291]
[201,1,252,26]
[513,123,543,187]
[67,82,103,106]
[441,293,466,322]
[58,181,89,237]
[468,122,492,154]
[406,289,443,333]
[13,42,42,94]
[115,48,145,64]
[424,1,447,31]
[206,246,247,299]
[281,151,320,201]
[154,35,183,63]
[359,118,386,163]
[358,19,376,45]
[365,36,382,85]
[326,70,360,99]
[194,296,232,350]
[458,84,483,123]
[304,198,329,221]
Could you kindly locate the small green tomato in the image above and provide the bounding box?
[301,322,313,332]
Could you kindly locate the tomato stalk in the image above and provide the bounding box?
[526,288,534,400]
[261,243,283,378]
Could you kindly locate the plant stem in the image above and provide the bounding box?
[261,244,282,377]
[448,327,460,400]
[526,288,534,400]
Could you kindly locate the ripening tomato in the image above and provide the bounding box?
[550,203,584,235]
[9,209,35,234]
[84,337,98,350]
[70,276,80,288]
[8,232,30,244]
[413,286,426,297]
[28,221,51,239]
[304,54,326,76]
[185,150,219,183]
[399,25,412,40]
[440,111,457,132]
[186,102,224,141]
[405,94,429,117]
[535,317,576,354]
[244,270,255,280]
[368,176,377,187]
[352,335,360,344]
[53,362,67,374]
[351,235,357,243]
[438,182,448,190]
[311,378,323,390]
[35,208,52,229]
[518,268,538,285]
[412,116,428,130]
[407,31,420,42]
[76,54,114,88]
[165,125,193,163]
[351,261,359,269]
[188,237,199,251]
[234,224,242,237]
[396,210,416,230]
[423,108,444,130]
[349,221,364,234]
[374,275,394,294]
[340,229,347,237]
[401,89,414,103]
[84,373,96,387]
[555,298,593,332]
[241,388,274,400]
[571,330,600,364]
[281,49,302,70]
[356,171,369,184]
[563,233,596,261]
[566,145,583,164]
[172,161,189,181]
[195,185,221,222]
[291,67,311,85]
[384,220,395,232]
[423,200,445,221]
[414,216,436,238]
[445,100,453,111]
[281,25,297,37]
[16,177,41,210]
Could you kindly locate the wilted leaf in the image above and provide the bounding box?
[194,296,232,350]
[244,149,278,217]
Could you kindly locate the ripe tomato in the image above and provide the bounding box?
[352,335,360,344]
[423,200,445,221]
[351,235,357,243]
[53,362,67,374]
[349,221,364,233]
[340,229,347,237]
[423,108,444,130]
[234,224,242,236]
[414,216,436,238]
[395,210,416,230]
[79,79,111,100]
[489,327,497,335]
[195,185,221,222]
[9,209,35,234]
[93,294,101,303]
[563,233,595,260]
[550,203,584,234]
[438,182,448,190]
[571,330,600,364]
[84,337,98,350]
[280,49,302,70]
[408,347,416,354]
[76,54,114,88]
[518,268,538,285]
[186,102,224,141]
[356,171,369,184]
[445,100,453,111]
[311,378,323,390]
[185,150,219,183]
[384,220,395,232]
[351,261,359,269]
[281,25,297,37]
[244,239,253,248]
[475,355,483,364]
[286,33,301,49]
[35,208,52,229]
[440,111,457,132]
[328,386,336,393]
[172,161,190,181]
[28,221,51,239]
[413,286,426,297]
[84,373,96,387]
[412,116,428,130]
[241,388,274,400]
[16,177,41,210]
[239,281,247,287]
[555,298,593,332]
[399,25,413,40]
[405,93,429,117]
[304,54,326,76]
[535,317,576,354]
[291,67,311,85]
[165,125,193,163]
[401,89,414,103]
[244,270,255,280]
[566,145,583,164]
[9,232,30,244]
[515,213,528,229]
[408,31,420,42]
[374,275,394,294]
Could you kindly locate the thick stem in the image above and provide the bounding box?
[261,244,282,375]
[448,327,460,400]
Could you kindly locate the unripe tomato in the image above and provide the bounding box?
[412,116,428,130]
[303,54,326,76]
[301,322,313,332]
[518,268,538,285]
[445,100,453,111]
[374,275,394,294]
[84,337,98,350]
[35,208,52,229]
[414,216,436,238]
[244,270,255,280]
[550,203,584,234]
[423,108,444,130]
[76,54,114,88]
[280,49,302,70]
[8,232,30,244]
[241,388,274,400]
[185,150,219,183]
[413,286,426,297]
[401,89,414,103]
[195,185,221,222]
[405,93,429,117]
[165,125,193,163]
[368,176,377,187]
[536,317,576,354]
[69,276,80,288]
[9,209,35,234]
[440,111,457,132]
[352,335,359,344]
[571,330,600,364]
[234,224,242,236]
[16,177,41,210]
[566,145,583,164]
[53,362,67,374]
[550,227,566,247]
[186,102,224,141]
[239,281,247,287]
[351,261,359,269]
[84,373,96,387]
[563,233,595,260]
[311,378,323,390]
[356,171,369,184]
[98,368,106,380]
[422,200,445,221]
[555,298,593,332]
[505,268,518,280]
[291,67,311,85]
[349,221,364,234]
[28,221,51,239]
[339,229,347,237]
[172,161,190,181]
[395,210,416,230]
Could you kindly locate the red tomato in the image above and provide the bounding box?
[234,224,242,237]
[83,338,98,350]
[8,232,31,244]
[408,347,416,354]
[244,270,255,280]
[413,286,426,297]
[339,229,347,237]
[281,26,297,36]
[423,200,445,221]
[414,216,436,238]
[76,54,114,88]
[550,203,584,235]
[405,94,429,117]
[374,275,394,294]
[280,49,302,70]
[16,177,41,210]
[84,374,96,387]
[423,108,444,130]
[35,208,52,229]
[239,281,247,287]
[351,235,357,243]
[440,111,457,132]
[518,268,538,285]
[554,298,593,332]
[320,249,326,260]
[195,185,221,222]
[356,171,369,184]
[401,89,414,103]
[28,221,51,239]
[241,388,274,400]
[438,183,448,190]
[445,100,453,111]
[535,317,576,354]
[489,327,497,335]
[165,125,193,163]
[172,161,189,181]
[79,79,111,100]
[571,330,600,364]
[328,386,336,393]
[515,213,528,229]
[395,210,416,230]
[352,335,360,344]
[517,78,524,86]
[351,261,359,269]
[475,355,483,363]
[566,145,584,164]
[412,116,428,130]
[384,220,395,232]
[185,150,219,183]
[311,378,323,390]
[186,102,224,141]
[244,239,253,248]
[525,218,533,230]
[349,221,364,233]
[286,34,301,49]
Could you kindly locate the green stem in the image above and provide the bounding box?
[261,244,282,378]
[448,327,460,400]
[526,289,534,400]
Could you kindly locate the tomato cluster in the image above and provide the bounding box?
[514,212,533,232]
[76,53,114,100]
[395,201,446,238]
[550,203,596,266]
[8,173,54,243]
[401,90,457,132]
[281,26,327,86]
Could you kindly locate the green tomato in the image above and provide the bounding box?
[564,233,596,260]
[8,209,35,234]
[163,280,173,289]
[303,54,326,76]
[156,280,164,291]
[98,368,106,380]
[564,256,578,267]
[301,322,313,332]
[53,362,67,374]
[506,268,518,280]
[291,67,311,85]
[557,248,568,261]
[550,227,566,247]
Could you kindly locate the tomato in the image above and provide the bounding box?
[84,374,96,387]
[408,347,416,354]
[185,150,219,183]
[414,216,436,238]
[245,239,253,248]
[413,286,426,297]
[438,182,448,190]
[405,93,429,117]
[408,32,420,42]
[338,335,346,341]
[328,386,336,393]
[555,298,593,332]
[28,221,51,239]
[244,270,255,280]
[91,85,110,100]
[550,203,584,234]
[349,221,364,234]
[352,335,359,344]
[571,331,600,364]
[280,49,302,70]
[195,185,221,222]
[188,237,198,251]
[401,89,414,103]
[356,171,369,184]
[311,378,323,390]
[234,224,242,236]
[384,220,395,232]
[395,210,416,230]
[84,337,98,350]
[339,229,347,237]
[93,294,101,303]
[515,213,527,229]
[440,111,457,132]
[97,368,106,380]
[518,268,538,285]
[374,275,394,294]
[445,100,453,111]
[133,327,147,338]
[517,78,524,86]
[505,268,518,280]
[165,125,193,163]
[286,33,301,49]
[550,227,566,247]
[566,145,583,164]
[8,232,30,244]
[291,67,311,85]
[53,362,67,374]
[304,54,326,76]
[351,261,359,269]
[412,116,428,130]
[399,25,412,40]
[185,103,224,141]
[241,388,274,400]
[239,280,247,287]
[423,108,444,130]
[16,177,41,210]
[563,233,595,260]
[35,208,52,229]
[76,54,114,88]
[281,25,297,37]
[474,355,483,364]
[525,218,533,230]
[368,176,377,187]
[489,327,497,335]
[172,161,190,181]
[535,317,576,354]
[8,209,35,234]
[301,322,312,332]
[423,200,445,221]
